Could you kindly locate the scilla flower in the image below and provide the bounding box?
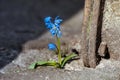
[48,43,57,50]
[54,16,62,28]
[44,16,62,38]
[44,16,54,29]
[28,16,77,69]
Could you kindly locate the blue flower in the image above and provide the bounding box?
[49,26,62,37]
[54,16,62,28]
[44,16,62,38]
[48,43,57,50]
[44,16,54,29]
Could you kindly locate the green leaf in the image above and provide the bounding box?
[28,61,60,69]
[61,53,77,68]
[28,62,37,69]
[37,61,59,67]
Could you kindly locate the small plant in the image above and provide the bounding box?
[29,16,78,69]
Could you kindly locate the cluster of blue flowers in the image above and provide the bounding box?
[44,16,62,38]
[44,16,62,50]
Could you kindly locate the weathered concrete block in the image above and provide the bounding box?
[102,0,120,60]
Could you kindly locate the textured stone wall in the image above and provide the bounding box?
[102,0,120,60]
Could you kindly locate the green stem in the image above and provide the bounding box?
[56,36,62,65]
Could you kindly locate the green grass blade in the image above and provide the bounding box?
[61,53,77,68]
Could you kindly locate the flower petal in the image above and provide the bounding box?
[54,16,62,28]
[45,23,54,29]
[50,28,56,36]
[44,16,51,23]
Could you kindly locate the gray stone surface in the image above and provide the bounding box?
[102,0,120,60]
[1,63,120,80]
[0,48,120,80]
